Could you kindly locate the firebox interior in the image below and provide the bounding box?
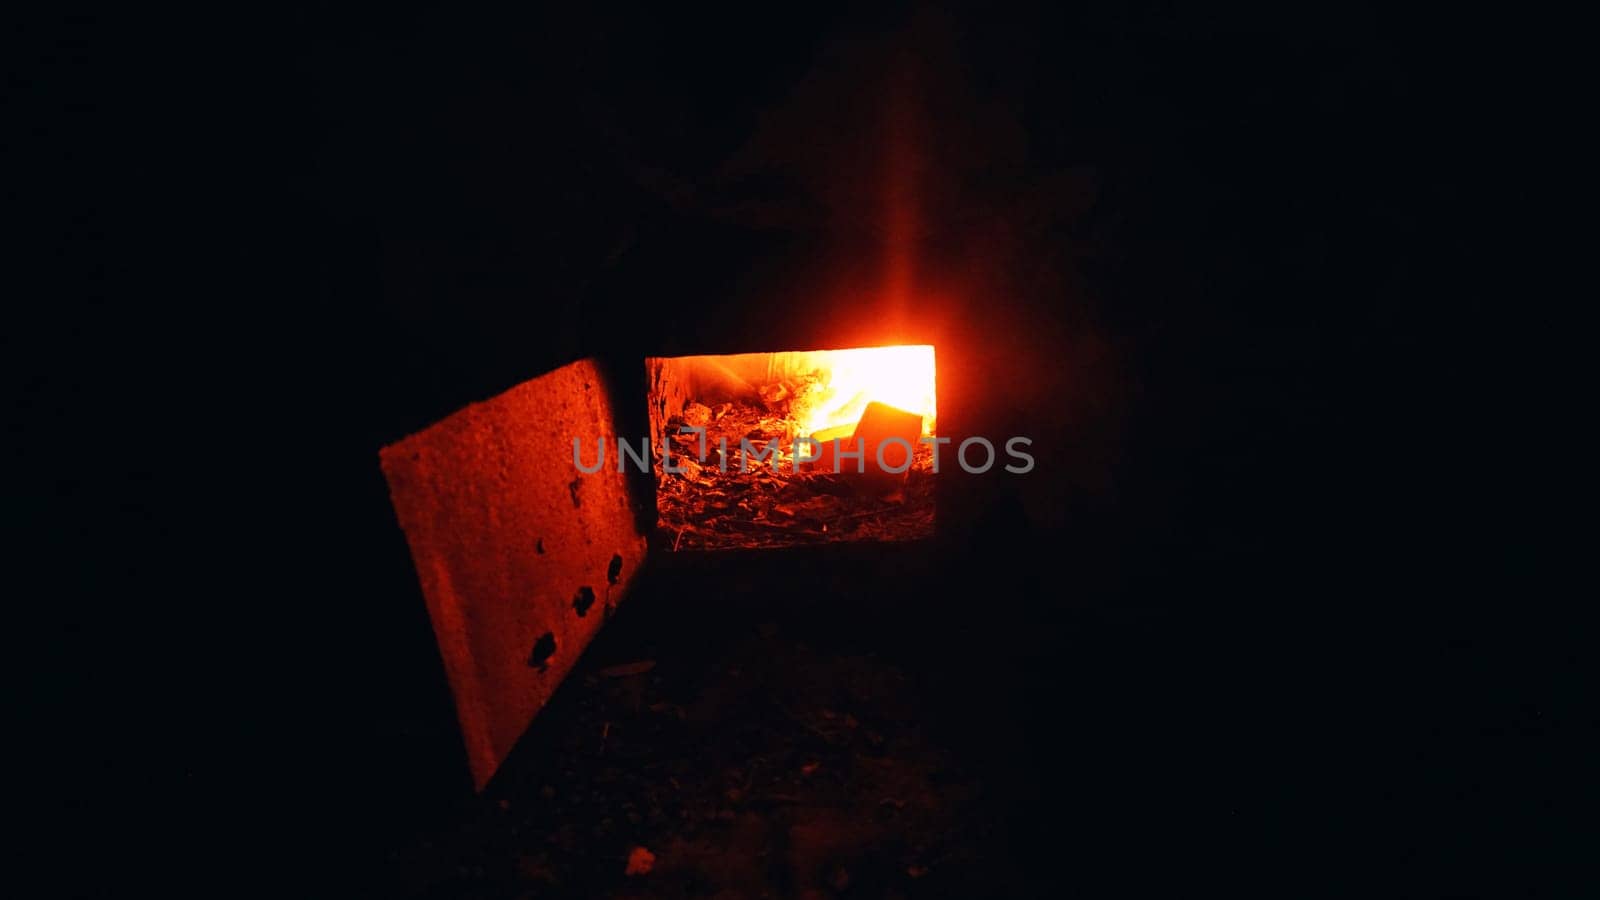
[646,345,938,551]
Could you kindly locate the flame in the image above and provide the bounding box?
[656,344,938,439]
[793,344,936,437]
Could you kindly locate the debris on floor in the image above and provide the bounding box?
[654,399,936,552]
[384,626,1005,897]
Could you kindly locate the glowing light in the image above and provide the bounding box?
[653,344,938,440]
[792,344,936,437]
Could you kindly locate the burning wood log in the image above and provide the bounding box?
[813,401,923,481]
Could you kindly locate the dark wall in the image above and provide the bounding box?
[88,4,1520,892]
[293,0,1428,830]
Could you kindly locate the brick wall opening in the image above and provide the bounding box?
[645,345,939,551]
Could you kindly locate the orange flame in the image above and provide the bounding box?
[793,344,936,437]
[657,344,937,439]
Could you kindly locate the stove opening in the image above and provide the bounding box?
[647,345,938,551]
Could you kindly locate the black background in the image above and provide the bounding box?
[20,3,1563,896]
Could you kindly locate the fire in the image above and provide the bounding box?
[650,344,937,440]
[646,344,940,552]
[791,344,936,437]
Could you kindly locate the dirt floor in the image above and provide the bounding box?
[380,579,1016,899]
